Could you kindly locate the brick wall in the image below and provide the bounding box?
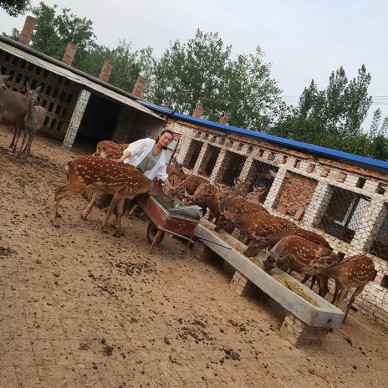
[165,119,388,327]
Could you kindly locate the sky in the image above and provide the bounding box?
[1,0,387,130]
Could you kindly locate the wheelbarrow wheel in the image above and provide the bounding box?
[147,223,165,246]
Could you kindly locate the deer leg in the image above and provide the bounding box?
[301,274,317,291]
[11,122,22,153]
[301,274,311,285]
[316,275,329,298]
[112,199,126,236]
[22,129,35,159]
[343,286,364,322]
[101,193,123,231]
[9,123,18,150]
[51,184,84,227]
[129,204,139,218]
[17,129,30,158]
[331,282,347,306]
[81,197,96,220]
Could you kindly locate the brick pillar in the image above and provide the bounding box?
[132,75,146,97]
[62,89,91,148]
[193,144,208,174]
[219,112,229,124]
[19,16,36,45]
[263,165,287,209]
[191,241,224,264]
[280,313,330,346]
[350,199,385,253]
[62,42,78,66]
[209,148,226,182]
[230,271,255,296]
[99,59,113,81]
[192,105,203,118]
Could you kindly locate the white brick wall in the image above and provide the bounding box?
[167,120,388,326]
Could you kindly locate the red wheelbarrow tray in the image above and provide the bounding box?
[136,194,201,251]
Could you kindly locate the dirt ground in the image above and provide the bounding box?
[0,124,387,388]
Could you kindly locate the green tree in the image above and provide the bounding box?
[223,47,284,130]
[0,0,30,16]
[145,29,231,117]
[144,29,282,128]
[273,65,373,154]
[78,41,154,93]
[368,109,388,160]
[15,2,97,67]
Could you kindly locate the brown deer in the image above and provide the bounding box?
[244,185,267,203]
[216,210,296,243]
[182,182,227,223]
[93,140,129,159]
[244,227,332,257]
[18,83,47,158]
[263,235,339,297]
[0,74,28,150]
[174,174,210,200]
[301,254,376,322]
[51,156,172,234]
[81,155,186,223]
[215,194,269,236]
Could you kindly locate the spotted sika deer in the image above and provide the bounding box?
[263,235,339,297]
[301,254,376,322]
[244,227,332,257]
[216,210,296,242]
[51,156,171,233]
[243,185,267,203]
[94,140,128,159]
[174,174,210,200]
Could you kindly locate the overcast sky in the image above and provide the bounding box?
[1,0,387,130]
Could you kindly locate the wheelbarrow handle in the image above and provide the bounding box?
[194,235,232,250]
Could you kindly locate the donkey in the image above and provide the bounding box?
[0,74,28,149]
[19,83,46,158]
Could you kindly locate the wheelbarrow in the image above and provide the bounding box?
[136,194,202,253]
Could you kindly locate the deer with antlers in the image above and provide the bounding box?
[301,253,376,322]
[51,156,172,234]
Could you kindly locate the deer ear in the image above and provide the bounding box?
[36,85,42,92]
[26,81,31,89]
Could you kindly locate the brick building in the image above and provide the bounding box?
[1,19,387,327]
[137,101,388,326]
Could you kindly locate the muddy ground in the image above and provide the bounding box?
[0,124,387,387]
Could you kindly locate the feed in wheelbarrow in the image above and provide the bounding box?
[136,195,202,252]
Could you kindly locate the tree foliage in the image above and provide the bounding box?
[368,109,388,160]
[0,0,30,16]
[272,65,380,157]
[24,2,97,67]
[3,2,386,160]
[143,29,283,129]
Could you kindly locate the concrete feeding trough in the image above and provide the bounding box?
[194,220,345,345]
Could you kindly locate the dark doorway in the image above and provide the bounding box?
[75,94,120,146]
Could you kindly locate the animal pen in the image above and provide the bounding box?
[0,28,387,330]
[161,114,388,328]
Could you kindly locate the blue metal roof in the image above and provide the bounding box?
[138,100,388,175]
